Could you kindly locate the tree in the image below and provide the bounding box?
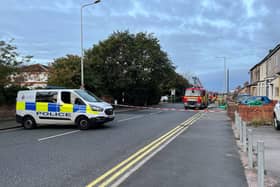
[48,55,81,88]
[48,31,190,105]
[85,31,177,105]
[0,40,32,105]
[161,72,190,97]
[0,40,32,87]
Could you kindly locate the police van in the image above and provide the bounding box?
[16,89,115,130]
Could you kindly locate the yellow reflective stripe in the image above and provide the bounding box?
[86,105,99,115]
[36,102,48,112]
[60,104,73,113]
[16,101,25,111]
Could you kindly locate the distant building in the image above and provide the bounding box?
[11,63,49,89]
[249,44,280,100]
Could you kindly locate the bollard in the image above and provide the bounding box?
[257,141,265,187]
[248,129,253,168]
[237,114,241,138]
[239,119,243,143]
[234,111,238,128]
[243,121,247,152]
[237,114,240,129]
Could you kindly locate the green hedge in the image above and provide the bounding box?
[0,86,28,106]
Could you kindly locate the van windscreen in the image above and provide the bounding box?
[75,90,102,102]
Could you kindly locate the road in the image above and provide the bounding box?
[0,103,247,187]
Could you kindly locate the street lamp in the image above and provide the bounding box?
[216,56,227,94]
[80,0,101,89]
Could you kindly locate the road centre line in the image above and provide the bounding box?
[111,119,192,187]
[101,115,201,187]
[87,113,201,187]
[100,121,195,187]
[38,130,80,141]
[37,110,161,141]
[117,111,163,123]
[149,111,163,115]
[117,115,145,123]
[86,112,202,187]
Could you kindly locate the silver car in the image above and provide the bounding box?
[273,101,280,130]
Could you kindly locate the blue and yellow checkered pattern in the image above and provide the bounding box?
[16,102,98,114]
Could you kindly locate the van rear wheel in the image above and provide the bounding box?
[23,116,36,129]
[77,116,90,130]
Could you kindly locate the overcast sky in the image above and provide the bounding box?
[1,0,280,91]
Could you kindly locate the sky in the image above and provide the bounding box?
[0,0,280,92]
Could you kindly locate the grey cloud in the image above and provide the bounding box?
[0,0,279,91]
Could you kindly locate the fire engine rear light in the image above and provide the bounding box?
[197,97,202,103]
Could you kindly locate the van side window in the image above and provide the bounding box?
[36,92,58,103]
[74,98,85,105]
[61,92,71,104]
[61,92,85,105]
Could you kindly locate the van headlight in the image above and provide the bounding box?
[90,105,103,112]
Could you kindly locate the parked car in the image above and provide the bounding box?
[160,95,168,102]
[240,96,271,105]
[273,101,280,130]
[235,94,250,103]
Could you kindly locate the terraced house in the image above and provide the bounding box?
[249,44,280,100]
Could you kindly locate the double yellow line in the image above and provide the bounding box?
[86,112,202,187]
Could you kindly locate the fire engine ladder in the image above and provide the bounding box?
[192,76,203,88]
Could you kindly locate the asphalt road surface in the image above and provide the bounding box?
[0,103,247,187]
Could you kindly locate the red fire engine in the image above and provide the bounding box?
[182,76,208,109]
[182,87,208,109]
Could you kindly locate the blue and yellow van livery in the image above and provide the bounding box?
[16,89,114,130]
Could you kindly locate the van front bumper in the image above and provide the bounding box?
[89,116,115,124]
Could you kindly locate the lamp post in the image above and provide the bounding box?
[80,0,101,89]
[216,56,227,94]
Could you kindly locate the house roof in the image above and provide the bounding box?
[249,43,280,71]
[21,64,49,72]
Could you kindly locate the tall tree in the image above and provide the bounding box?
[0,39,32,87]
[85,31,177,105]
[48,55,81,88]
[48,31,190,105]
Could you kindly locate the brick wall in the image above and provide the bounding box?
[227,101,276,124]
[0,105,15,119]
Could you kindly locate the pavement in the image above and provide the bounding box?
[0,119,21,130]
[251,126,280,185]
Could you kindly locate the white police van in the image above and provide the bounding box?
[16,89,114,130]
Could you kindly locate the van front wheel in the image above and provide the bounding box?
[77,116,90,130]
[23,116,36,129]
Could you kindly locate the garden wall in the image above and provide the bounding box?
[227,101,277,125]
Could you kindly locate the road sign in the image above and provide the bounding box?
[171,89,176,96]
